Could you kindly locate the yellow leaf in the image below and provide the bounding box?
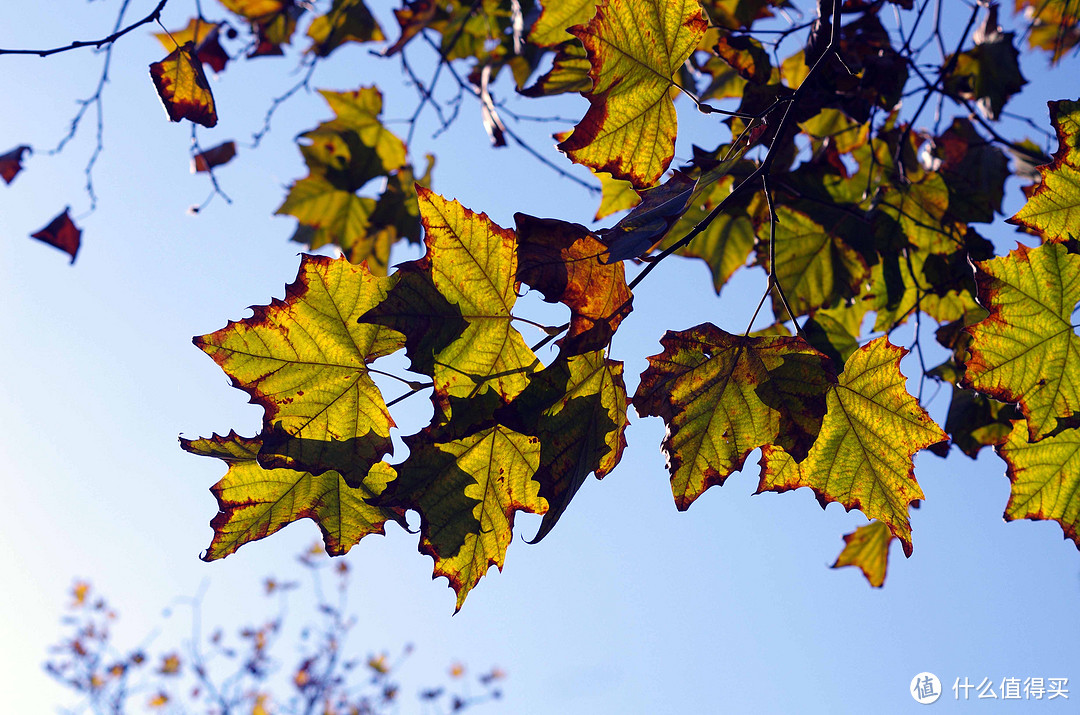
[148,42,217,127]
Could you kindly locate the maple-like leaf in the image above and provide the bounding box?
[153,19,230,73]
[556,0,706,188]
[149,42,218,127]
[519,40,593,98]
[191,141,237,173]
[182,432,403,559]
[277,176,377,253]
[307,0,384,56]
[381,0,437,56]
[31,209,81,263]
[515,214,633,356]
[530,0,598,46]
[597,171,696,262]
[377,425,544,610]
[362,189,539,413]
[832,520,894,588]
[1009,99,1080,240]
[0,145,31,184]
[593,171,640,219]
[997,421,1080,549]
[759,338,947,556]
[194,255,404,486]
[714,34,772,83]
[499,351,627,542]
[944,13,1026,120]
[963,242,1080,441]
[635,325,833,509]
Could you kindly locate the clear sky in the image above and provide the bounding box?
[1,1,1078,713]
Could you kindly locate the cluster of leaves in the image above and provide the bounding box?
[9,0,1080,606]
[45,545,505,714]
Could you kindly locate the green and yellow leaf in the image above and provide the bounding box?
[998,420,1080,549]
[1009,99,1080,240]
[832,520,894,588]
[149,42,217,127]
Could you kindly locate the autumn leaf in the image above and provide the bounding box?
[149,42,217,127]
[0,145,30,184]
[31,209,81,263]
[832,520,894,588]
[381,0,437,56]
[1009,99,1080,240]
[943,10,1026,120]
[635,325,833,509]
[499,351,627,542]
[714,34,772,83]
[519,40,593,98]
[596,171,696,262]
[963,242,1080,442]
[307,0,384,57]
[998,421,1080,549]
[277,176,378,254]
[191,140,237,173]
[377,425,544,610]
[593,170,640,220]
[153,18,230,73]
[194,255,404,486]
[557,0,706,188]
[759,338,947,556]
[361,189,539,414]
[529,0,598,47]
[181,432,403,560]
[515,214,633,356]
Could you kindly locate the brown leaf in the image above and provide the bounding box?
[31,209,81,263]
[0,145,30,184]
[191,141,238,172]
[149,42,218,127]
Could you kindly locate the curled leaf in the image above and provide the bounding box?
[149,42,218,127]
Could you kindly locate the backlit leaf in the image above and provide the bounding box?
[31,209,81,264]
[557,0,707,187]
[832,520,893,588]
[0,145,30,184]
[529,0,598,46]
[378,425,543,610]
[515,214,633,355]
[153,18,230,73]
[759,338,947,556]
[191,140,237,173]
[963,242,1080,441]
[276,176,377,255]
[635,325,833,509]
[593,170,640,220]
[1009,99,1080,240]
[149,42,217,127]
[519,40,593,97]
[307,0,384,57]
[944,22,1026,120]
[998,421,1080,549]
[182,432,403,559]
[194,255,404,485]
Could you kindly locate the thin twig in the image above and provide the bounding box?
[0,0,169,56]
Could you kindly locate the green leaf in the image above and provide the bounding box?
[307,0,384,56]
[593,170,640,220]
[832,520,893,588]
[277,176,377,253]
[963,242,1080,441]
[378,425,544,610]
[998,421,1080,549]
[182,433,402,560]
[519,40,593,97]
[759,338,947,556]
[194,255,404,485]
[557,0,707,187]
[945,29,1026,120]
[1009,99,1080,240]
[529,0,598,47]
[635,325,833,509]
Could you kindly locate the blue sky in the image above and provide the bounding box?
[1,1,1078,713]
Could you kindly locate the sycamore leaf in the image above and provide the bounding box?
[0,145,30,184]
[759,206,868,318]
[832,520,893,588]
[594,170,640,220]
[1017,0,1080,64]
[194,255,404,486]
[307,0,384,57]
[935,117,1008,225]
[944,21,1026,120]
[314,88,408,172]
[362,189,539,412]
[377,425,544,610]
[276,176,377,254]
[597,171,696,262]
[31,209,81,263]
[556,0,707,188]
[149,42,218,127]
[515,214,633,356]
[219,0,288,21]
[998,421,1080,549]
[191,140,237,173]
[153,19,230,73]
[499,351,627,542]
[381,0,437,56]
[963,242,1080,441]
[530,0,598,46]
[1009,99,1080,240]
[714,34,771,83]
[635,324,833,510]
[181,432,403,560]
[702,0,784,30]
[758,338,947,556]
[519,40,593,97]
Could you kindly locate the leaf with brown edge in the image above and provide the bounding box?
[194,255,404,486]
[153,19,230,73]
[0,145,30,184]
[181,432,403,560]
[1009,99,1080,240]
[519,40,593,98]
[714,34,772,83]
[758,338,947,557]
[998,421,1080,549]
[276,176,377,256]
[557,0,706,188]
[381,0,437,56]
[149,42,217,127]
[832,520,893,588]
[530,0,598,47]
[31,209,81,264]
[307,0,384,57]
[515,214,632,356]
[498,351,627,542]
[635,324,833,510]
[962,242,1080,442]
[191,141,237,173]
[376,425,543,611]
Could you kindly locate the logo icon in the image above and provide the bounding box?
[911,672,942,704]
